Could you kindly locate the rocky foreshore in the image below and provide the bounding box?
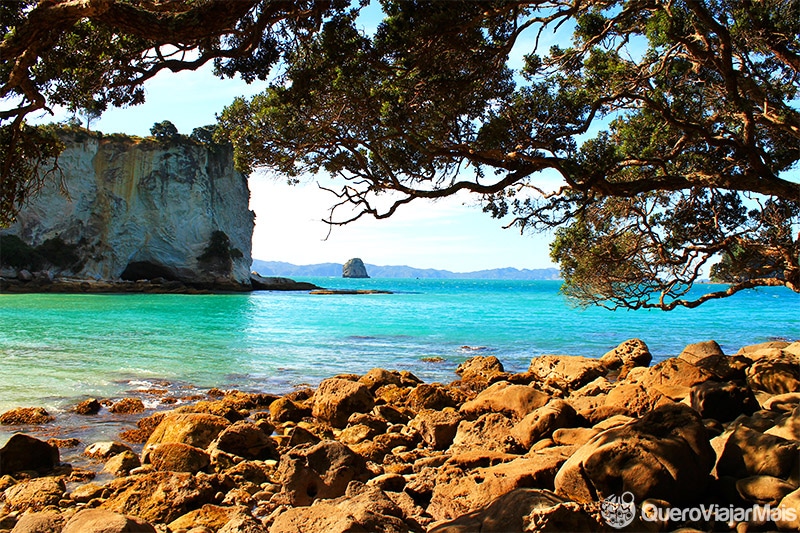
[1,339,799,532]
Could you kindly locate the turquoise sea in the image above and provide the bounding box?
[1,278,798,419]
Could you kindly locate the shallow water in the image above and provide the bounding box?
[1,278,798,449]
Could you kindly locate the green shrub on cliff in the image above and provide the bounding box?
[0,235,81,271]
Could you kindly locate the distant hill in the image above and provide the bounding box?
[252,260,560,280]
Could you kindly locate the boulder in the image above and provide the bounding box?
[678,340,725,365]
[460,382,549,420]
[635,357,718,400]
[765,405,800,441]
[62,509,156,533]
[3,477,65,512]
[690,380,758,422]
[210,420,278,460]
[342,258,370,278]
[777,487,800,530]
[168,504,251,532]
[714,424,799,479]
[109,397,145,414]
[455,355,506,383]
[143,412,230,458]
[269,396,311,423]
[551,428,599,447]
[406,383,459,412]
[312,378,375,428]
[9,511,64,533]
[147,442,210,473]
[0,434,59,475]
[554,403,715,505]
[101,471,216,524]
[695,354,752,381]
[269,482,414,533]
[736,475,796,506]
[74,398,102,415]
[274,440,370,506]
[428,488,601,533]
[84,441,133,460]
[599,339,652,370]
[450,412,524,455]
[0,407,54,425]
[528,355,607,391]
[103,450,141,477]
[408,409,462,450]
[359,368,404,392]
[747,353,800,395]
[511,400,578,449]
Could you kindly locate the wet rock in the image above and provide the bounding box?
[0,407,54,425]
[511,400,578,449]
[101,471,216,524]
[148,443,211,473]
[273,440,370,506]
[109,397,146,414]
[103,450,141,477]
[312,378,375,428]
[736,475,796,505]
[3,477,66,512]
[428,488,601,533]
[450,413,524,455]
[747,353,800,395]
[555,403,715,505]
[84,441,133,461]
[460,382,549,421]
[0,434,59,475]
[48,437,81,449]
[408,408,462,450]
[691,380,759,422]
[714,424,799,479]
[143,412,230,458]
[9,511,64,533]
[528,355,607,391]
[269,482,414,533]
[599,338,652,371]
[406,383,459,412]
[74,398,102,415]
[62,508,156,533]
[269,396,311,423]
[210,420,278,460]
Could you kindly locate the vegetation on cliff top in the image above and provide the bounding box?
[1,1,798,310]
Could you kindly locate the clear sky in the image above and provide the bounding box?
[34,63,559,272]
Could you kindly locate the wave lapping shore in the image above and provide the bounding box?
[1,338,799,532]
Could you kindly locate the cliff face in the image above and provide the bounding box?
[2,131,254,286]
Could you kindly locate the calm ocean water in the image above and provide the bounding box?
[1,278,798,420]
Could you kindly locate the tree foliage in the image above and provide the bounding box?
[150,120,179,140]
[2,0,799,309]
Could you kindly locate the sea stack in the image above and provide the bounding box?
[342,258,369,278]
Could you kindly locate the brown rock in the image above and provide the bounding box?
[9,511,64,533]
[679,340,725,365]
[450,412,524,455]
[101,471,216,524]
[269,396,311,423]
[62,508,156,533]
[766,405,800,441]
[714,424,799,479]
[47,437,81,448]
[109,397,146,414]
[736,475,796,505]
[0,434,59,475]
[763,392,800,412]
[635,357,717,401]
[777,487,800,530]
[359,368,404,392]
[103,450,141,477]
[528,355,607,391]
[210,420,278,460]
[3,477,65,512]
[168,504,250,532]
[143,412,230,458]
[339,423,381,445]
[695,354,752,381]
[551,427,599,447]
[554,403,715,505]
[747,353,800,395]
[460,381,549,420]
[408,408,462,450]
[84,441,133,460]
[455,355,506,382]
[268,482,414,533]
[218,515,268,533]
[737,341,791,356]
[429,488,601,533]
[600,338,652,370]
[0,407,54,425]
[406,383,459,412]
[274,440,370,506]
[312,378,375,428]
[148,442,210,473]
[511,400,578,449]
[428,451,576,522]
[74,398,102,415]
[690,380,759,422]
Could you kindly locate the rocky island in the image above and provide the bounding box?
[0,338,798,532]
[342,258,369,279]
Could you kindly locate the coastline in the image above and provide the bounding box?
[1,338,798,532]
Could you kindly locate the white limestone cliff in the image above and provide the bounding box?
[2,131,254,286]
